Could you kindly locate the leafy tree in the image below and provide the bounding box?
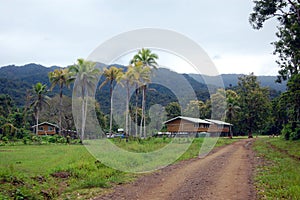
[0,94,14,119]
[285,74,300,121]
[249,0,300,82]
[99,66,124,135]
[184,100,208,119]
[30,82,50,135]
[39,94,75,131]
[69,59,100,142]
[165,102,181,120]
[279,74,300,139]
[95,102,108,132]
[48,68,72,134]
[225,90,240,137]
[250,1,300,138]
[210,89,227,120]
[237,73,272,138]
[130,48,158,138]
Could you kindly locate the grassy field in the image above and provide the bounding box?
[253,137,300,199]
[0,137,237,199]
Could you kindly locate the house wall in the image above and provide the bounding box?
[166,119,230,133]
[37,125,57,135]
[166,119,208,133]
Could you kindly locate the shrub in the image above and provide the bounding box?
[282,122,300,140]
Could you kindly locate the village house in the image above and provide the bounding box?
[163,116,232,136]
[204,119,233,136]
[31,122,59,135]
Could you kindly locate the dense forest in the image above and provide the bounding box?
[0,58,288,141]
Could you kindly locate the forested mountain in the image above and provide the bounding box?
[189,73,286,92]
[0,63,285,113]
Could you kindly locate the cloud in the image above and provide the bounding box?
[0,0,280,75]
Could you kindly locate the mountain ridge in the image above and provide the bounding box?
[0,63,285,112]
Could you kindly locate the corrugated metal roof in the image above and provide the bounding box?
[31,122,59,128]
[205,119,232,126]
[164,116,212,124]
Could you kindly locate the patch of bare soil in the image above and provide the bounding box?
[51,171,71,179]
[94,139,256,200]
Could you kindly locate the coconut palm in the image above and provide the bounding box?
[130,48,158,138]
[30,82,50,135]
[132,64,151,137]
[69,59,100,142]
[130,48,159,69]
[48,68,72,134]
[99,66,124,136]
[121,65,136,135]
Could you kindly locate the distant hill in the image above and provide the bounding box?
[0,64,63,106]
[189,74,287,92]
[0,63,285,113]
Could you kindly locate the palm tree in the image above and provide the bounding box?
[69,59,100,142]
[131,64,151,137]
[121,65,136,136]
[130,48,159,69]
[30,82,50,135]
[99,66,124,136]
[130,48,158,138]
[48,68,71,135]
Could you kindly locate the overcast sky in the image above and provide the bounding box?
[0,0,279,75]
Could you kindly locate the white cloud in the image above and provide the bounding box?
[0,0,280,75]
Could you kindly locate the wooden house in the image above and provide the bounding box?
[32,122,59,135]
[205,119,233,136]
[163,116,232,136]
[164,116,211,133]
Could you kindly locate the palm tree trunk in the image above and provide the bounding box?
[59,86,63,135]
[140,86,145,138]
[125,83,129,135]
[135,85,139,137]
[36,109,39,135]
[81,97,85,143]
[81,84,87,143]
[109,83,113,136]
[143,87,147,138]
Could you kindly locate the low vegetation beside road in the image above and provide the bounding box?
[0,137,237,199]
[254,137,300,199]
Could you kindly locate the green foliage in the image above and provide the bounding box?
[184,100,209,119]
[165,102,181,119]
[250,0,300,82]
[282,122,300,140]
[250,1,300,139]
[236,73,272,137]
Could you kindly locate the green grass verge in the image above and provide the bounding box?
[0,137,237,199]
[253,137,300,199]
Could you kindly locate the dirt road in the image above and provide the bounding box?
[95,139,256,200]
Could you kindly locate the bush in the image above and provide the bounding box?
[1,136,8,144]
[282,122,300,140]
